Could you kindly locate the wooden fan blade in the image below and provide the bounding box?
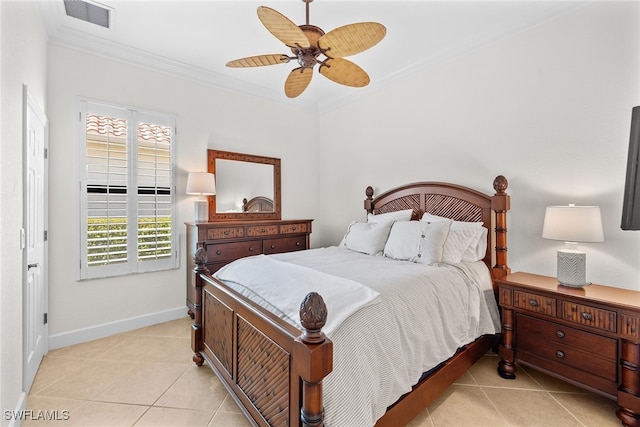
[319,58,370,87]
[319,22,386,58]
[284,67,313,98]
[226,54,290,68]
[257,6,310,49]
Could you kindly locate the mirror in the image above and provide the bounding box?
[207,149,281,221]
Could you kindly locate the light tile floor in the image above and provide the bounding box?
[25,317,621,426]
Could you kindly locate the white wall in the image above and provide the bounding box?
[0,1,48,424]
[46,46,319,341]
[317,1,640,289]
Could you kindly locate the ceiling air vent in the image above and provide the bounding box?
[64,0,111,29]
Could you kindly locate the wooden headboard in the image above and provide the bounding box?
[364,175,510,283]
[242,196,274,212]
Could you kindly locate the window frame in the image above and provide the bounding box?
[77,99,178,280]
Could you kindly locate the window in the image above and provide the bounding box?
[78,100,178,279]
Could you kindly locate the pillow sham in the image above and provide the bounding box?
[367,208,413,224]
[383,220,451,264]
[342,221,393,255]
[421,213,486,263]
[463,226,488,262]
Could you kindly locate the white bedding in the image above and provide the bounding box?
[214,246,501,427]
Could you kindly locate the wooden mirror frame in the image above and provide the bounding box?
[207,149,282,221]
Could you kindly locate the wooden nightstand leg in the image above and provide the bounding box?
[618,339,640,427]
[498,307,516,379]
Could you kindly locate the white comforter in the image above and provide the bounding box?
[214,246,501,427]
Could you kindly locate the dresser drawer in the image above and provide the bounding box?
[206,226,245,240]
[263,236,307,255]
[562,302,616,333]
[280,222,309,234]
[205,241,261,262]
[514,290,557,317]
[246,225,279,237]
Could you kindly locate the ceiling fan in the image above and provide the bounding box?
[226,0,386,98]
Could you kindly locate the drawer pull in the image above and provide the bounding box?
[296,242,301,246]
[528,299,539,307]
[224,230,230,235]
[249,247,254,252]
[271,244,276,249]
[556,330,565,338]
[556,350,565,359]
[291,226,297,231]
[216,250,222,256]
[582,312,593,321]
[261,228,266,232]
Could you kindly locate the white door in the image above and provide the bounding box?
[24,87,48,392]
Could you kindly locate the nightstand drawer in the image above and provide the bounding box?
[263,236,307,254]
[206,240,261,262]
[562,302,616,333]
[620,311,640,339]
[517,314,616,361]
[514,290,557,317]
[517,315,617,383]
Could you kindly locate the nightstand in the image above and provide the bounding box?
[496,272,640,427]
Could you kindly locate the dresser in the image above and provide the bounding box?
[185,219,313,316]
[497,272,640,426]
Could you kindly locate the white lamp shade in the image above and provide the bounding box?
[542,205,604,243]
[186,172,216,196]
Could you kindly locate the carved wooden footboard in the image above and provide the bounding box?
[191,175,510,427]
[191,246,332,427]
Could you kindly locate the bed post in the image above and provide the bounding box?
[191,243,209,367]
[491,175,510,281]
[293,292,333,427]
[364,186,374,214]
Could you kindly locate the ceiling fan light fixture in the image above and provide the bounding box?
[227,0,386,98]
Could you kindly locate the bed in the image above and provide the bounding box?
[190,175,511,426]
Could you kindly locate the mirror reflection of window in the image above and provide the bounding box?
[215,159,273,212]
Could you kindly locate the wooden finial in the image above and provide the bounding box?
[299,292,327,344]
[194,243,208,267]
[493,175,508,195]
[364,186,374,213]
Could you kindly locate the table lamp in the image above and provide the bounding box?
[186,172,216,222]
[542,204,604,287]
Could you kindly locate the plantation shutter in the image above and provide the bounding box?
[135,112,175,272]
[79,100,177,279]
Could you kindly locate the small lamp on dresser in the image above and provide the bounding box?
[542,204,604,287]
[186,172,216,222]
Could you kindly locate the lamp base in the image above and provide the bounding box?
[194,200,209,222]
[557,249,589,288]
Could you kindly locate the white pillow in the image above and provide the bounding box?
[342,221,393,255]
[421,213,487,263]
[383,220,451,264]
[462,226,488,262]
[367,209,413,224]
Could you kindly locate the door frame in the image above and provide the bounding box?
[23,85,49,392]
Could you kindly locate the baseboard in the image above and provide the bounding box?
[5,391,27,427]
[48,306,188,350]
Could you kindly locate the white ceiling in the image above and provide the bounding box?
[36,0,589,111]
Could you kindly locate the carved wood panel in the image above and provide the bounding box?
[424,194,483,222]
[236,316,290,426]
[203,290,233,376]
